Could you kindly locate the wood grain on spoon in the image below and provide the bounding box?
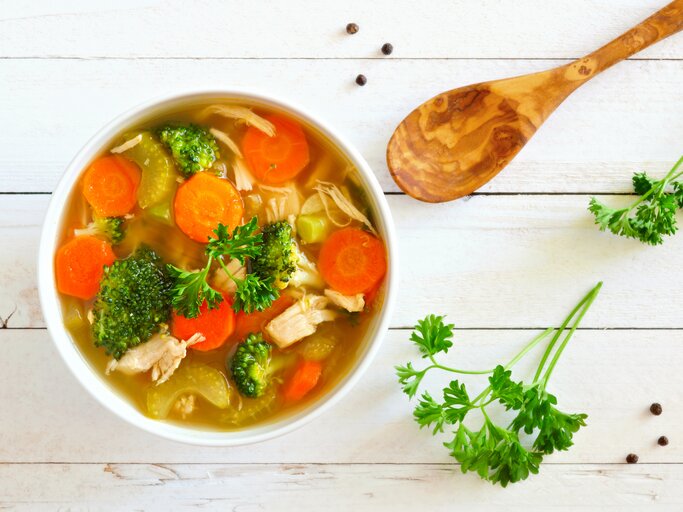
[387,0,683,203]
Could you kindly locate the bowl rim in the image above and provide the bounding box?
[37,88,398,446]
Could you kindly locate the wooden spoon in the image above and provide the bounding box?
[387,1,683,203]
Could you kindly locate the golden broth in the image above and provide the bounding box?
[57,100,385,430]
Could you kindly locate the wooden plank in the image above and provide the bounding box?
[0,58,680,194]
[1,463,682,511]
[0,328,680,464]
[2,0,681,59]
[4,194,683,329]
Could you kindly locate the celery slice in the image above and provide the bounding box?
[120,131,178,209]
[296,214,331,244]
[146,365,230,419]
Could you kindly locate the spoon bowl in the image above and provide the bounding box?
[387,1,683,203]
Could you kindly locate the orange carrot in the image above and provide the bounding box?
[234,294,295,341]
[174,172,244,243]
[242,114,310,184]
[172,294,236,351]
[55,236,116,299]
[318,227,387,295]
[82,155,141,217]
[283,360,323,401]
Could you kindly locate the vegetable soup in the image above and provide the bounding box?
[55,101,387,429]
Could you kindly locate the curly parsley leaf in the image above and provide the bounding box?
[232,274,278,314]
[410,314,455,358]
[414,392,448,434]
[489,366,525,410]
[397,283,600,487]
[510,386,587,454]
[167,263,222,318]
[632,172,658,196]
[588,157,683,245]
[168,217,278,318]
[206,217,262,264]
[396,362,426,399]
[442,380,472,424]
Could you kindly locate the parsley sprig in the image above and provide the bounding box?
[167,217,277,318]
[588,156,683,245]
[396,282,601,487]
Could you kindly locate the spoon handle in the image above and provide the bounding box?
[568,0,683,81]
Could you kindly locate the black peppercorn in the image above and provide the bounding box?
[650,403,663,415]
[381,43,394,55]
[658,436,669,446]
[346,23,359,35]
[626,453,639,464]
[355,74,367,86]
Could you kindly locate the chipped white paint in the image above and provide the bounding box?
[0,463,681,511]
[1,0,683,508]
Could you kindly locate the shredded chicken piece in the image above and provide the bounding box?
[212,258,247,294]
[261,182,302,223]
[106,332,205,385]
[265,295,337,348]
[173,394,197,419]
[232,157,255,191]
[210,127,242,158]
[198,105,276,137]
[324,289,365,312]
[314,180,377,235]
[110,134,142,154]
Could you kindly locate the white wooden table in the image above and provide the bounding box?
[1,1,682,509]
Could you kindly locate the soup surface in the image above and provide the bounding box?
[56,100,387,430]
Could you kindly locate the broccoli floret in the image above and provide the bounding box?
[252,221,298,288]
[230,333,272,398]
[92,246,173,359]
[156,124,219,177]
[74,216,126,245]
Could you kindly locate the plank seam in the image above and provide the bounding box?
[0,461,681,466]
[0,56,681,62]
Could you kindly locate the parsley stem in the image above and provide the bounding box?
[541,282,602,386]
[628,156,683,208]
[470,327,554,405]
[531,286,597,384]
[428,355,494,375]
[217,257,240,286]
[660,156,683,188]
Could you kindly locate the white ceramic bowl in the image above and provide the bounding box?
[37,89,398,446]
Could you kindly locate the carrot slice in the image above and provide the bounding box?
[55,236,116,299]
[172,294,236,351]
[174,172,244,243]
[318,227,387,295]
[234,294,295,341]
[82,155,141,217]
[283,360,323,401]
[242,114,310,184]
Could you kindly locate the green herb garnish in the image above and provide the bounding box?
[397,282,601,487]
[588,156,683,245]
[168,217,277,317]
